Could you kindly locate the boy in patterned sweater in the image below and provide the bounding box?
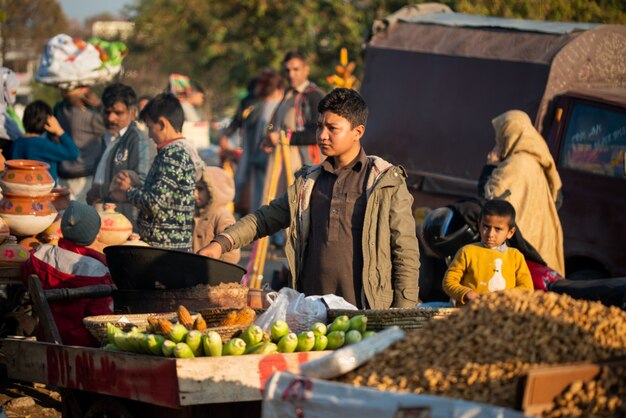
[110,93,202,251]
[443,199,533,305]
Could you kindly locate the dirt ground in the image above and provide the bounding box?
[0,369,61,417]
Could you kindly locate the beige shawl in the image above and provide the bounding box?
[484,110,565,276]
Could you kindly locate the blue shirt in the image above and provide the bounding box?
[10,133,80,182]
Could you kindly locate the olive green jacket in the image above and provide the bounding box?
[220,156,420,309]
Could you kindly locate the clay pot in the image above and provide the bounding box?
[0,193,58,236]
[0,236,31,265]
[98,203,132,245]
[0,217,9,245]
[40,214,63,242]
[122,233,150,247]
[19,236,43,251]
[0,160,55,197]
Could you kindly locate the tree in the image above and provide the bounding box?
[0,0,68,66]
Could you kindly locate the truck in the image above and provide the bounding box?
[359,4,626,296]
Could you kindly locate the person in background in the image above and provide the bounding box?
[137,95,152,113]
[0,67,23,158]
[23,202,114,347]
[86,83,155,228]
[234,69,284,213]
[481,110,565,276]
[10,100,79,182]
[54,86,106,203]
[200,88,420,309]
[443,199,534,306]
[109,93,203,251]
[193,166,240,263]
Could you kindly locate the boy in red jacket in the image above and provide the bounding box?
[24,202,113,346]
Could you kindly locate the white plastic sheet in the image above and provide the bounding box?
[263,372,527,418]
[255,288,328,333]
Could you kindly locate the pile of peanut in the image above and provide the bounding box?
[339,291,626,411]
[544,365,626,417]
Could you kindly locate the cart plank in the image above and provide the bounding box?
[176,351,328,405]
[2,338,180,408]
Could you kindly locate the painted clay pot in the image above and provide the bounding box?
[40,214,63,242]
[0,216,9,245]
[19,236,43,251]
[98,203,132,245]
[0,193,58,236]
[0,160,55,197]
[122,233,150,247]
[0,236,30,265]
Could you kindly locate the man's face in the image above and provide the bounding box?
[103,101,135,133]
[479,214,516,249]
[316,111,363,158]
[283,58,309,89]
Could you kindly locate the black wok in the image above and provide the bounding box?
[104,245,246,290]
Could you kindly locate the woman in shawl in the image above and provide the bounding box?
[0,67,23,158]
[481,110,565,276]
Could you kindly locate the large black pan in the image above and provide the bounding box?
[104,245,246,290]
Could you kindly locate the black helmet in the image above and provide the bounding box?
[422,206,479,259]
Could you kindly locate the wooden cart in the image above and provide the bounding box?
[2,337,328,417]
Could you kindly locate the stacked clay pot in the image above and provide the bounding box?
[122,233,149,247]
[0,160,57,237]
[97,203,132,246]
[0,236,31,266]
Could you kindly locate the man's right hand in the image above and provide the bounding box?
[197,242,223,259]
[464,290,480,303]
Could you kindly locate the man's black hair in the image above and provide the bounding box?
[140,93,185,132]
[480,199,516,227]
[282,50,307,64]
[23,100,52,134]
[102,83,137,110]
[318,88,368,129]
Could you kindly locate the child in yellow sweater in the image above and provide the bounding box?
[443,199,533,305]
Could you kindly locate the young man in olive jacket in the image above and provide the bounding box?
[199,88,420,309]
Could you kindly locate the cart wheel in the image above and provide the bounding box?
[84,398,134,418]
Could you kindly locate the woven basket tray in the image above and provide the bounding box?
[84,312,178,344]
[201,325,248,344]
[327,307,459,331]
[198,307,265,327]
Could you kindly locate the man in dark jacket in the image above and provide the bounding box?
[86,83,155,228]
[264,50,325,167]
[54,86,106,203]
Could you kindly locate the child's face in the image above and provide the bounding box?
[194,180,210,208]
[316,111,364,159]
[479,214,516,249]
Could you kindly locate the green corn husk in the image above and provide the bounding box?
[327,331,345,350]
[174,342,195,358]
[313,335,328,351]
[311,322,327,337]
[296,331,315,352]
[349,315,368,333]
[162,340,177,357]
[345,329,362,345]
[271,320,290,342]
[329,315,350,333]
[223,338,246,356]
[277,333,298,353]
[202,331,223,357]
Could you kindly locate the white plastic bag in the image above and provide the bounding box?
[255,288,327,333]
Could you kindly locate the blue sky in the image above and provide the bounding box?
[58,0,131,21]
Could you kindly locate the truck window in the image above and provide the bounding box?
[559,102,626,178]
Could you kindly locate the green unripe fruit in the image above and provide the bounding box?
[296,331,315,352]
[349,315,368,333]
[174,342,195,358]
[310,322,327,337]
[223,338,246,356]
[161,340,177,357]
[202,331,222,357]
[345,330,362,345]
[271,320,290,342]
[329,315,350,333]
[277,333,298,353]
[326,331,345,350]
[313,335,328,351]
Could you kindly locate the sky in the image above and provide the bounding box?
[58,0,131,21]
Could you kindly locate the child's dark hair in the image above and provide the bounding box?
[480,199,516,227]
[102,83,137,110]
[318,88,368,129]
[140,93,185,132]
[23,100,52,134]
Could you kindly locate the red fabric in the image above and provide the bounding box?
[526,260,563,291]
[156,136,184,150]
[23,243,114,347]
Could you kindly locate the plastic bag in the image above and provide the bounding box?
[255,288,327,333]
[35,34,125,89]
